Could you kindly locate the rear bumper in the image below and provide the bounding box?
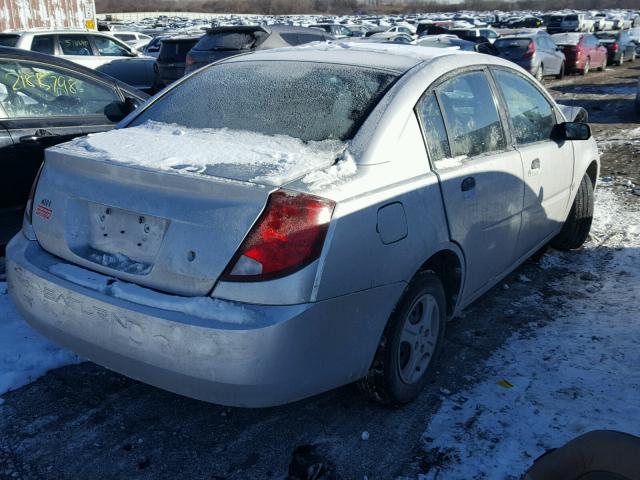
[6,235,403,407]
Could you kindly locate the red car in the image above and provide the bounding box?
[552,33,608,74]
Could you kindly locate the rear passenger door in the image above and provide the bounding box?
[416,69,524,300]
[491,68,574,255]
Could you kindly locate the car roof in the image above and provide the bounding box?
[0,46,148,99]
[222,42,465,74]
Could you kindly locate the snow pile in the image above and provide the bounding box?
[0,282,78,397]
[302,150,357,191]
[419,188,640,479]
[56,121,345,187]
[49,263,263,326]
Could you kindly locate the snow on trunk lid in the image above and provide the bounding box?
[61,121,346,187]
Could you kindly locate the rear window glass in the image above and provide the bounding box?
[193,32,262,51]
[129,61,397,142]
[158,39,199,62]
[494,38,530,50]
[0,34,19,47]
[565,15,578,21]
[551,34,580,46]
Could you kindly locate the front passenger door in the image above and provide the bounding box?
[492,68,574,255]
[416,70,524,300]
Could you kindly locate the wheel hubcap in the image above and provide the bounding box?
[397,294,440,384]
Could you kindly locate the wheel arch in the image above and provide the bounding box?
[586,160,599,187]
[412,247,465,318]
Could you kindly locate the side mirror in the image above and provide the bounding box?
[104,96,141,122]
[552,122,592,141]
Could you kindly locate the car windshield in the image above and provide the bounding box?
[129,61,398,142]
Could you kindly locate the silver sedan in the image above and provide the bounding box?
[7,44,599,407]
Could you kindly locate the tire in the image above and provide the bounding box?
[582,58,590,75]
[535,64,544,81]
[556,62,565,79]
[599,56,607,71]
[358,272,446,405]
[551,174,594,251]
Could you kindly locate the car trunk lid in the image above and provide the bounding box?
[31,124,343,296]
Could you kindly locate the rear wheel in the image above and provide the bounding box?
[556,62,565,79]
[582,58,590,75]
[359,272,446,405]
[551,174,594,251]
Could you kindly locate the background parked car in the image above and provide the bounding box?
[417,36,498,55]
[0,31,160,94]
[495,33,566,81]
[142,35,169,58]
[0,46,147,248]
[309,23,354,38]
[184,26,333,76]
[111,31,152,46]
[551,33,608,74]
[446,28,500,43]
[157,35,202,85]
[595,31,637,65]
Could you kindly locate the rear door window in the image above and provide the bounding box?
[493,69,556,145]
[59,35,93,56]
[31,35,56,55]
[0,59,120,118]
[435,71,506,158]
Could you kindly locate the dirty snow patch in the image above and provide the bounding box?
[56,121,345,186]
[420,188,640,479]
[0,282,79,396]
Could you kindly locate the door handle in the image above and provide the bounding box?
[531,158,541,170]
[461,176,476,192]
[19,129,57,143]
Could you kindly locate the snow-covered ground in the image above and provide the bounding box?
[0,282,78,400]
[0,188,638,479]
[417,188,640,479]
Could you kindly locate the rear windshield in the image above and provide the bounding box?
[595,33,616,40]
[0,34,19,47]
[551,34,580,45]
[158,39,199,62]
[565,15,578,21]
[494,38,530,50]
[129,61,397,142]
[193,31,263,51]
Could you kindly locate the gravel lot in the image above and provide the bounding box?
[1,61,639,480]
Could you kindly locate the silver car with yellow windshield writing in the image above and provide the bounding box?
[6,44,599,407]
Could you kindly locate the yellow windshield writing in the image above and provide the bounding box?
[5,71,81,96]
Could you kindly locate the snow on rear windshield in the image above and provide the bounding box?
[61,121,345,186]
[128,61,398,142]
[551,34,580,46]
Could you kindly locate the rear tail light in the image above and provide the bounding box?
[24,163,44,225]
[612,42,619,52]
[221,190,336,282]
[523,40,535,59]
[185,54,195,66]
